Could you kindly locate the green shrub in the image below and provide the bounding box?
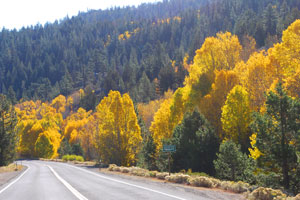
[62,155,69,161]
[75,155,84,162]
[62,154,84,162]
[187,171,210,177]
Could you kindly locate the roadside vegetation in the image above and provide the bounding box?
[107,164,300,200]
[0,163,23,173]
[62,155,84,162]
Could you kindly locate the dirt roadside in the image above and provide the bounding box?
[0,165,27,188]
[83,166,247,200]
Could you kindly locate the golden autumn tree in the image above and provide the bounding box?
[150,32,243,149]
[63,108,91,144]
[149,97,173,150]
[200,70,239,138]
[137,89,173,129]
[16,101,62,158]
[221,85,251,151]
[269,19,300,77]
[185,32,242,109]
[62,107,93,159]
[285,68,300,98]
[94,91,142,166]
[236,51,276,111]
[51,95,66,114]
[185,32,241,85]
[15,101,41,157]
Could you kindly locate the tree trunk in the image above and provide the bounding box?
[280,99,289,189]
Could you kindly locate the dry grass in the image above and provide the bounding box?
[247,187,287,200]
[0,163,23,173]
[165,173,190,184]
[188,176,214,188]
[39,158,96,166]
[129,167,150,177]
[156,172,169,180]
[105,164,300,199]
[219,181,249,193]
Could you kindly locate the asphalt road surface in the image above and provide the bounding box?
[0,160,242,200]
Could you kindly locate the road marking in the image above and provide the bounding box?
[0,165,30,195]
[47,165,88,200]
[64,163,186,200]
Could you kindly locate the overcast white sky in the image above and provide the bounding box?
[0,0,161,30]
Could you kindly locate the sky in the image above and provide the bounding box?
[0,0,161,30]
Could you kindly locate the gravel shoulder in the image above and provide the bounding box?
[0,165,27,187]
[81,165,246,200]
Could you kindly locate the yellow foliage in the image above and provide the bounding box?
[94,91,142,166]
[51,95,66,114]
[248,133,263,160]
[150,98,173,150]
[16,100,62,158]
[186,32,241,86]
[221,85,251,147]
[269,19,300,77]
[237,51,275,111]
[284,68,300,98]
[200,70,239,138]
[63,107,91,144]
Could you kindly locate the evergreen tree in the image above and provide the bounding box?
[214,140,255,182]
[251,82,300,191]
[172,110,219,175]
[0,94,18,166]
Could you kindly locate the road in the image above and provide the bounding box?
[0,160,242,200]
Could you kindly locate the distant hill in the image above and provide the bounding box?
[0,0,299,103]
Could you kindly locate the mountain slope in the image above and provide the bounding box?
[0,0,299,104]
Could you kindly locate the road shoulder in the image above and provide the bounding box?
[78,165,246,200]
[0,165,27,187]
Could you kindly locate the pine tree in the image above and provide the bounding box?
[0,94,18,166]
[251,82,300,191]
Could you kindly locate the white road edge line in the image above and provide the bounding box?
[47,165,88,200]
[0,165,30,195]
[64,163,186,200]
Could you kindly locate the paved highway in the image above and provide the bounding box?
[0,160,242,200]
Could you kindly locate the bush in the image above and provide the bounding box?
[120,167,130,173]
[149,171,158,177]
[188,176,214,188]
[220,181,249,193]
[165,174,190,184]
[247,187,287,200]
[156,172,169,180]
[62,154,84,162]
[108,164,117,171]
[130,167,149,176]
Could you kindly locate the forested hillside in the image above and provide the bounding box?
[1,0,300,104]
